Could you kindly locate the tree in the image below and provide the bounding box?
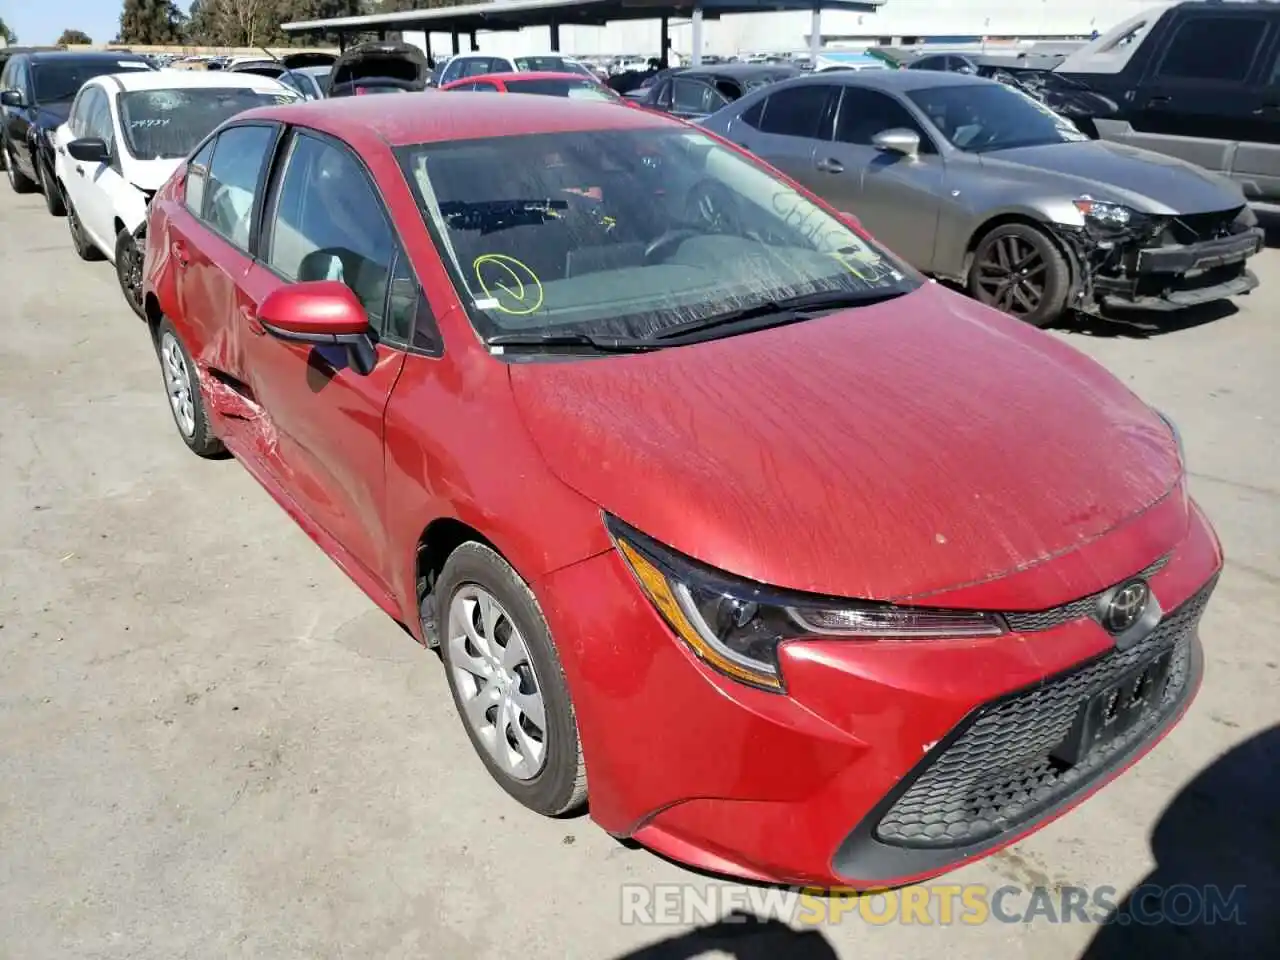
[117,0,185,45]
[0,16,16,45]
[58,29,94,45]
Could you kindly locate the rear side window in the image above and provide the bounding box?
[1156,16,1267,83]
[757,84,833,139]
[672,78,728,114]
[185,139,215,218]
[204,125,277,250]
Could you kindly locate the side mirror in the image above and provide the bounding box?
[0,89,25,108]
[258,281,376,375]
[871,127,921,158]
[68,137,110,163]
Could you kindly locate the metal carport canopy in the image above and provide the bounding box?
[280,0,887,65]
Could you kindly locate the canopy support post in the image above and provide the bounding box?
[690,6,703,66]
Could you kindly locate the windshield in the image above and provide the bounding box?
[119,87,299,160]
[398,128,917,342]
[504,77,618,101]
[33,59,149,103]
[514,56,591,77]
[906,82,1088,152]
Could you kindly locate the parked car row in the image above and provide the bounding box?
[0,39,1229,896]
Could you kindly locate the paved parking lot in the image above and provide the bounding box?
[1,187,1276,960]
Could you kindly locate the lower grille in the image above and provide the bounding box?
[1164,208,1244,245]
[874,576,1215,849]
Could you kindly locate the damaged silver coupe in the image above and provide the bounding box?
[701,70,1264,327]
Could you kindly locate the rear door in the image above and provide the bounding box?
[238,129,425,585]
[167,123,280,384]
[1126,6,1276,188]
[727,82,837,193]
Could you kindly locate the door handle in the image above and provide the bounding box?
[816,157,844,173]
[1253,103,1280,115]
[1146,95,1172,107]
[171,242,190,268]
[241,304,265,336]
[74,164,84,176]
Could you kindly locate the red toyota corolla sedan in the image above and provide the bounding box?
[140,94,1221,888]
[439,70,622,101]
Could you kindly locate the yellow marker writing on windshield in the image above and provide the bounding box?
[473,254,544,316]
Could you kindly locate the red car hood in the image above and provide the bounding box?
[510,283,1183,602]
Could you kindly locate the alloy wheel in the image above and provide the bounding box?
[119,237,144,311]
[974,234,1047,316]
[161,332,196,437]
[447,585,548,781]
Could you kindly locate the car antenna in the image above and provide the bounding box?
[260,46,283,63]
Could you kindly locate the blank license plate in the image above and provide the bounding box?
[1052,649,1174,767]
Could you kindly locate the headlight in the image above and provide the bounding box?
[1073,196,1136,230]
[606,515,1006,692]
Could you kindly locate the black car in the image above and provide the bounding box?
[634,63,800,121]
[1,50,154,214]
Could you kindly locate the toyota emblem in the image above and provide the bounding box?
[1103,580,1150,634]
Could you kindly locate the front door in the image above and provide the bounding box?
[239,129,413,587]
[818,86,945,269]
[1126,7,1278,196]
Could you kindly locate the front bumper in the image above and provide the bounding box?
[1075,223,1263,313]
[537,500,1222,888]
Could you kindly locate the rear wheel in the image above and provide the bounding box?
[968,222,1070,327]
[155,318,224,458]
[437,542,587,817]
[115,227,147,319]
[4,142,36,194]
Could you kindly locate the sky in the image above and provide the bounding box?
[4,0,194,47]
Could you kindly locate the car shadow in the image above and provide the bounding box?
[1063,299,1239,339]
[1254,208,1280,248]
[1079,725,1280,959]
[611,911,839,959]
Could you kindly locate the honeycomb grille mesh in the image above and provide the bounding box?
[1003,554,1170,634]
[875,575,1214,850]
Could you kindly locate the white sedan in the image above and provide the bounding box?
[52,70,301,317]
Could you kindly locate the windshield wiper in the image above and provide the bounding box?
[486,332,661,354]
[650,288,907,341]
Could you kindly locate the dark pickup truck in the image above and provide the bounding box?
[1048,0,1280,209]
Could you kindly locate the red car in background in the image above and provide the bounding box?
[440,70,622,102]
[139,93,1220,889]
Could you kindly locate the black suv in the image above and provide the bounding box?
[1054,0,1280,207]
[1,50,153,214]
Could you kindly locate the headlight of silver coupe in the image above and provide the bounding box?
[606,515,1006,692]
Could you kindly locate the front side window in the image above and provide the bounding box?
[266,133,398,337]
[118,87,299,161]
[399,128,916,343]
[204,124,277,249]
[1156,16,1265,83]
[907,82,1087,152]
[834,87,936,153]
[185,138,215,218]
[32,59,150,104]
[83,88,115,153]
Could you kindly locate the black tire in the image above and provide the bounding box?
[436,542,587,816]
[40,158,66,216]
[4,141,37,194]
[968,222,1071,328]
[155,318,224,458]
[115,227,147,320]
[65,193,105,261]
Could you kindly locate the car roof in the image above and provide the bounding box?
[91,70,291,93]
[455,71,600,85]
[239,92,672,147]
[683,63,798,79]
[26,51,150,65]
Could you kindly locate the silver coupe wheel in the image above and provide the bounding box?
[161,331,196,438]
[447,585,548,781]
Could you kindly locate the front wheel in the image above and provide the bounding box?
[437,542,587,817]
[967,222,1070,327]
[116,227,147,319]
[4,141,36,194]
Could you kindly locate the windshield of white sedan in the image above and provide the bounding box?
[119,88,297,160]
[907,83,1089,152]
[400,129,915,341]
